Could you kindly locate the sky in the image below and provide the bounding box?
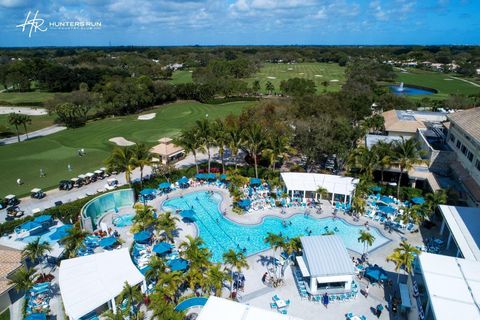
[0,0,479,47]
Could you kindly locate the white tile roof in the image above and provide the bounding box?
[281,172,357,196]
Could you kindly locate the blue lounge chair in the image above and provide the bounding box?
[346,313,354,319]
[270,302,277,309]
[279,309,287,315]
[273,294,280,301]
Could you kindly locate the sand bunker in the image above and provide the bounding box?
[330,79,339,82]
[267,76,276,79]
[138,113,156,120]
[109,137,135,146]
[314,75,323,77]
[287,68,293,70]
[444,78,453,81]
[299,73,304,75]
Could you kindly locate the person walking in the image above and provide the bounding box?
[262,272,268,284]
[322,292,329,308]
[364,284,369,298]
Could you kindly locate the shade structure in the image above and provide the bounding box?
[99,236,117,248]
[205,173,216,180]
[25,313,47,320]
[59,248,145,320]
[33,215,52,224]
[49,224,73,240]
[219,174,227,180]
[378,205,396,215]
[379,196,395,204]
[133,231,152,243]
[153,242,173,255]
[411,197,425,205]
[249,178,262,186]
[180,209,196,221]
[364,265,388,282]
[195,173,207,180]
[158,182,171,189]
[168,258,188,271]
[370,186,382,192]
[139,188,156,196]
[237,199,251,209]
[177,176,189,185]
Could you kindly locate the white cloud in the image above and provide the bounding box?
[0,0,28,8]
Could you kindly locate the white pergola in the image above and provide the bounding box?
[438,205,480,261]
[418,252,480,320]
[280,172,358,204]
[197,296,304,320]
[59,248,145,320]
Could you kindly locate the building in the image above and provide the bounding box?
[446,108,480,206]
[297,236,355,295]
[382,110,448,138]
[0,246,22,314]
[197,296,303,320]
[364,134,403,150]
[280,172,358,204]
[416,252,480,320]
[150,137,185,164]
[59,248,145,319]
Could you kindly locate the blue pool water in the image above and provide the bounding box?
[175,297,208,311]
[81,189,134,229]
[389,85,434,96]
[20,226,61,244]
[163,191,390,262]
[113,214,134,227]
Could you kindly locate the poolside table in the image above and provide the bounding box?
[349,316,361,320]
[275,299,287,308]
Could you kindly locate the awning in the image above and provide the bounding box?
[399,283,411,309]
[295,256,310,277]
[153,242,173,255]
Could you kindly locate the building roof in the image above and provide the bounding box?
[382,110,448,135]
[280,172,357,196]
[0,245,22,294]
[448,108,480,143]
[300,235,355,278]
[197,296,303,320]
[438,205,480,261]
[150,137,184,157]
[59,248,144,320]
[419,253,480,320]
[365,134,404,150]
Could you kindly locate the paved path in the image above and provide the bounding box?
[0,106,46,115]
[449,76,480,88]
[0,124,66,145]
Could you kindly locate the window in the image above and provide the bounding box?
[456,140,461,149]
[449,134,455,143]
[468,152,474,162]
[476,160,480,171]
[461,145,467,155]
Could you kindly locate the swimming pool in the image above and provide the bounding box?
[20,225,63,244]
[163,191,390,262]
[113,214,134,227]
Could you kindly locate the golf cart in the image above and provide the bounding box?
[100,167,109,177]
[78,174,88,185]
[4,195,20,207]
[71,177,83,188]
[94,169,105,180]
[85,172,96,183]
[6,205,24,220]
[106,178,118,190]
[31,188,46,199]
[59,180,73,191]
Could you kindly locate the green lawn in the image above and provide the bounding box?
[0,114,56,138]
[0,100,255,197]
[394,68,480,99]
[169,70,193,84]
[0,91,65,105]
[0,309,9,320]
[248,62,346,94]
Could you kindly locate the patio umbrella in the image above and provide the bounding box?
[237,199,251,209]
[378,205,396,215]
[158,182,171,189]
[134,231,152,243]
[379,196,395,204]
[370,186,382,192]
[153,242,173,255]
[180,209,196,221]
[411,197,425,205]
[205,173,216,180]
[177,177,189,185]
[49,224,72,240]
[195,173,206,180]
[219,174,227,180]
[249,178,262,186]
[169,258,188,271]
[140,188,156,196]
[365,265,389,282]
[99,236,117,248]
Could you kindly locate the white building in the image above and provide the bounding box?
[297,236,355,295]
[280,172,358,204]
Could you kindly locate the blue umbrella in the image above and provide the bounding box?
[134,231,152,243]
[219,174,227,180]
[49,224,72,240]
[177,177,189,185]
[153,242,173,255]
[370,186,382,192]
[379,196,395,204]
[140,188,156,196]
[169,259,188,271]
[237,199,251,209]
[205,173,216,180]
[180,210,196,221]
[249,178,262,186]
[411,197,425,205]
[158,182,171,189]
[365,265,388,282]
[99,236,117,248]
[195,173,207,180]
[378,205,396,215]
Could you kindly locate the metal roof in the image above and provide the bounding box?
[448,107,480,144]
[300,235,355,278]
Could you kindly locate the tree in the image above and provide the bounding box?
[279,78,316,97]
[156,211,180,243]
[106,146,137,184]
[132,203,156,232]
[195,119,213,173]
[174,128,203,174]
[321,80,329,92]
[117,281,143,320]
[252,80,261,95]
[371,141,393,184]
[264,233,285,278]
[386,240,420,283]
[8,267,36,293]
[206,263,230,296]
[19,114,32,140]
[22,238,51,275]
[145,256,166,283]
[263,134,291,171]
[180,236,211,271]
[347,146,379,181]
[315,187,329,201]
[226,122,244,170]
[150,299,184,320]
[223,249,248,297]
[59,224,89,258]
[425,190,447,217]
[243,123,266,178]
[155,271,183,303]
[212,119,229,173]
[265,81,275,95]
[7,113,23,142]
[358,230,375,254]
[133,143,152,188]
[392,138,425,198]
[400,205,427,226]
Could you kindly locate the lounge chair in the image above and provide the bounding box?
[272,294,280,301]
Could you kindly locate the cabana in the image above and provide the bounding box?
[33,215,53,228]
[249,178,262,186]
[177,177,189,188]
[281,172,358,204]
[133,231,152,244]
[168,259,189,271]
[298,235,355,295]
[180,209,196,221]
[153,242,173,255]
[59,248,145,319]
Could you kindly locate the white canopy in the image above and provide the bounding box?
[197,296,303,320]
[419,253,480,320]
[280,172,357,197]
[59,248,145,320]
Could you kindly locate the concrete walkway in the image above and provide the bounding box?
[0,124,66,145]
[449,76,480,88]
[0,106,46,115]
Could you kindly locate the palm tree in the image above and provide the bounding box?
[132,203,156,232]
[195,119,213,173]
[8,112,23,142]
[19,114,32,139]
[243,123,266,178]
[180,236,211,270]
[174,128,202,174]
[156,211,180,243]
[212,119,229,173]
[145,256,166,283]
[358,230,375,254]
[315,186,329,201]
[263,134,291,171]
[264,232,285,278]
[348,146,379,181]
[386,240,420,283]
[372,141,393,184]
[8,267,36,293]
[133,143,152,188]
[321,80,329,92]
[227,123,244,170]
[155,271,183,302]
[425,190,447,217]
[59,224,89,258]
[106,146,137,184]
[117,281,143,320]
[252,80,261,95]
[400,205,427,226]
[22,238,51,275]
[101,309,129,320]
[392,138,425,198]
[206,263,230,296]
[222,249,249,296]
[150,299,184,320]
[281,237,302,261]
[352,195,366,216]
[265,81,274,95]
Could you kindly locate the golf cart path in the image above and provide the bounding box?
[449,76,480,88]
[0,125,66,145]
[0,106,46,115]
